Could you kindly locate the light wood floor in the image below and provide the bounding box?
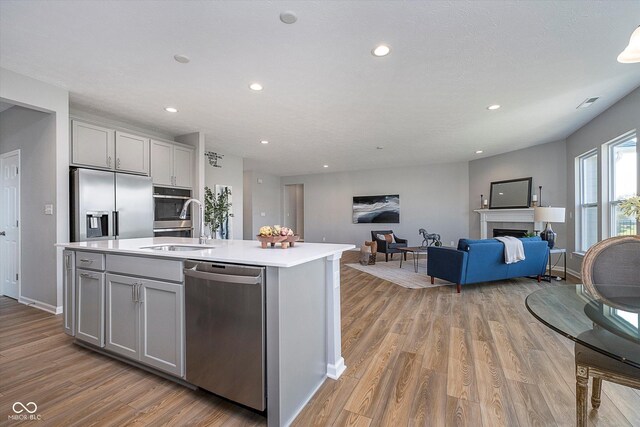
[1,251,639,426]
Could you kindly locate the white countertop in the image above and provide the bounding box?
[57,237,355,268]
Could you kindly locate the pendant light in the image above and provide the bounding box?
[617,26,640,63]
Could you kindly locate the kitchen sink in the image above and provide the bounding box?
[140,244,216,252]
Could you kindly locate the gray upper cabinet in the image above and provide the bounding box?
[76,268,105,347]
[150,140,174,186]
[72,120,114,169]
[105,274,140,359]
[63,250,75,336]
[173,146,193,189]
[150,140,193,189]
[139,279,184,377]
[115,131,150,175]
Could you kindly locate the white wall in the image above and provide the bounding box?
[0,106,58,306]
[204,149,244,239]
[468,140,568,245]
[244,171,282,239]
[0,68,69,312]
[565,86,640,273]
[282,162,469,247]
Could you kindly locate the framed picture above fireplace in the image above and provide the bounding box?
[489,177,532,209]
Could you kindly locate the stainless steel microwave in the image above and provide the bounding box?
[153,186,192,232]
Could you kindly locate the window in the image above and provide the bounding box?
[578,150,598,252]
[608,134,637,236]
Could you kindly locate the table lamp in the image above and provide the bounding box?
[534,207,565,249]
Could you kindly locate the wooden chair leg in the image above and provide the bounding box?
[576,365,589,427]
[591,377,602,409]
[456,283,461,293]
[385,253,388,262]
[537,275,541,283]
[430,276,434,284]
[404,252,407,261]
[390,253,393,260]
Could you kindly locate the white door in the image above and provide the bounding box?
[0,150,20,299]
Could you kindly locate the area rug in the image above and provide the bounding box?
[346,258,448,289]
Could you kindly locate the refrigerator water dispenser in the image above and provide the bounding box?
[85,212,109,239]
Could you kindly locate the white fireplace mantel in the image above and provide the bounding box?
[475,208,542,239]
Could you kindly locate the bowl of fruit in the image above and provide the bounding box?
[257,225,296,249]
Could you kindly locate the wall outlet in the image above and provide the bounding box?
[450,241,454,247]
[322,237,326,242]
[44,204,54,215]
[260,212,266,217]
[257,178,263,184]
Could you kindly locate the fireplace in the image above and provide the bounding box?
[493,228,528,238]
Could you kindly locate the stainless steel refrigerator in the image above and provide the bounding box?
[71,168,154,241]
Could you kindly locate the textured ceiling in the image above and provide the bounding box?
[1,1,639,176]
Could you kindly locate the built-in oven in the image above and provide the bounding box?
[153,186,193,237]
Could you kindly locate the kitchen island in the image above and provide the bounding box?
[57,237,354,427]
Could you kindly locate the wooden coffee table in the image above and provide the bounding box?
[398,247,428,273]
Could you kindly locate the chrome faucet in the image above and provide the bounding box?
[180,198,207,244]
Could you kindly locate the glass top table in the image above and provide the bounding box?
[526,284,640,369]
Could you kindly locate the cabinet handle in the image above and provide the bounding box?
[137,284,143,304]
[65,254,71,268]
[79,258,94,263]
[116,158,121,169]
[108,156,112,167]
[80,273,96,279]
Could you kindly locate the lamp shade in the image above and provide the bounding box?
[534,207,565,223]
[618,26,640,64]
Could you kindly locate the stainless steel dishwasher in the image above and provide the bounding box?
[184,260,266,411]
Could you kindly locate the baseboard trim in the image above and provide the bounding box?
[18,296,62,314]
[567,267,581,280]
[327,357,346,380]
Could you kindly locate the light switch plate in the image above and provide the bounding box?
[260,212,266,217]
[44,204,54,215]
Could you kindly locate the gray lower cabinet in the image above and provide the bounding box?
[76,268,105,347]
[63,250,76,336]
[105,274,140,359]
[105,273,184,377]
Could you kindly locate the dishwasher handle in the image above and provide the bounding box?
[184,268,262,285]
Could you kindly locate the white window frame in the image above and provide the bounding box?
[576,149,598,253]
[604,131,637,238]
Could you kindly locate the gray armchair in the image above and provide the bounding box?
[371,230,408,262]
[575,235,640,426]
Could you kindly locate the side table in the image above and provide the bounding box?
[547,248,567,281]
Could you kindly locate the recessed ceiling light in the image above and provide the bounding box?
[487,104,501,110]
[475,150,483,154]
[173,54,190,64]
[164,107,178,113]
[372,45,391,57]
[323,164,329,168]
[280,11,297,24]
[261,140,269,144]
[249,83,263,91]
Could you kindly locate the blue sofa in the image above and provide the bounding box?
[427,237,549,293]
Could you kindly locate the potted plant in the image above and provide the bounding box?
[203,186,232,239]
[620,195,640,222]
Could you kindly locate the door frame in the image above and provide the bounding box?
[0,149,21,299]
